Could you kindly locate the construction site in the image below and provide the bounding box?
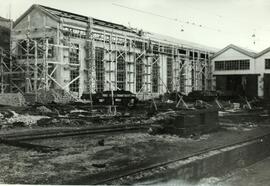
[0,3,270,186]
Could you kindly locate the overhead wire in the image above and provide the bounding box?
[112,3,270,50]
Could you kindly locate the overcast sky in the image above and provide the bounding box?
[0,0,270,51]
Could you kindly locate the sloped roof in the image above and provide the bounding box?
[0,17,10,22]
[41,5,136,33]
[256,46,270,58]
[147,32,218,52]
[211,44,257,59]
[14,4,217,52]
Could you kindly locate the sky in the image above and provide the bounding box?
[0,0,270,52]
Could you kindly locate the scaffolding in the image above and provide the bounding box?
[0,4,214,101]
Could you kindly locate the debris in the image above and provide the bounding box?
[2,111,49,127]
[29,89,76,104]
[97,139,105,146]
[36,106,53,114]
[92,163,106,168]
[232,103,240,110]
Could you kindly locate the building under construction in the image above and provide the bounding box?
[0,4,216,101]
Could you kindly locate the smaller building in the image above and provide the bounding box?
[211,44,270,99]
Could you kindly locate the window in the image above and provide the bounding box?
[180,60,185,93]
[164,46,172,54]
[136,54,143,92]
[167,57,173,92]
[69,43,80,92]
[134,41,143,49]
[116,51,125,90]
[69,68,79,92]
[63,26,87,39]
[215,61,224,70]
[153,44,159,54]
[191,61,195,90]
[152,56,159,93]
[265,59,270,69]
[178,49,186,55]
[239,60,249,70]
[215,60,250,71]
[95,47,104,92]
[69,44,79,65]
[17,38,54,59]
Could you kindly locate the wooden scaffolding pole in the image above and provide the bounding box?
[0,48,3,94]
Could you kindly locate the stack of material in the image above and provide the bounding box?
[156,108,219,136]
[0,93,25,106]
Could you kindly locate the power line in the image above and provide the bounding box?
[112,3,270,49]
[112,3,221,32]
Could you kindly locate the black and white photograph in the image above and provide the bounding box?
[0,0,270,185]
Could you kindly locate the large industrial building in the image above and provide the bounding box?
[0,4,216,100]
[212,44,270,99]
[0,16,12,51]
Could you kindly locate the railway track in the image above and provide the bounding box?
[0,124,151,152]
[1,123,151,141]
[2,121,269,184]
[86,133,270,185]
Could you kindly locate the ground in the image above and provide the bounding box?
[0,99,269,184]
[0,127,270,184]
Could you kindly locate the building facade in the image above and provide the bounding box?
[1,4,216,99]
[0,17,12,51]
[211,44,270,99]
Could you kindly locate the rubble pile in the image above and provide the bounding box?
[0,110,49,128]
[24,89,76,105]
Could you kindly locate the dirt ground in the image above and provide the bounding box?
[1,126,270,184]
[0,100,270,184]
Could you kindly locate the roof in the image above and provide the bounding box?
[147,32,218,52]
[256,46,270,58]
[14,4,135,34]
[14,4,217,52]
[0,17,10,22]
[211,44,257,59]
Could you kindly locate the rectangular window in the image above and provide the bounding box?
[69,68,79,92]
[117,51,125,90]
[265,59,270,69]
[215,60,249,71]
[69,43,80,92]
[152,56,159,93]
[167,57,173,92]
[18,38,54,59]
[136,54,143,92]
[191,61,195,90]
[215,61,225,70]
[95,47,104,92]
[69,44,79,65]
[180,60,185,93]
